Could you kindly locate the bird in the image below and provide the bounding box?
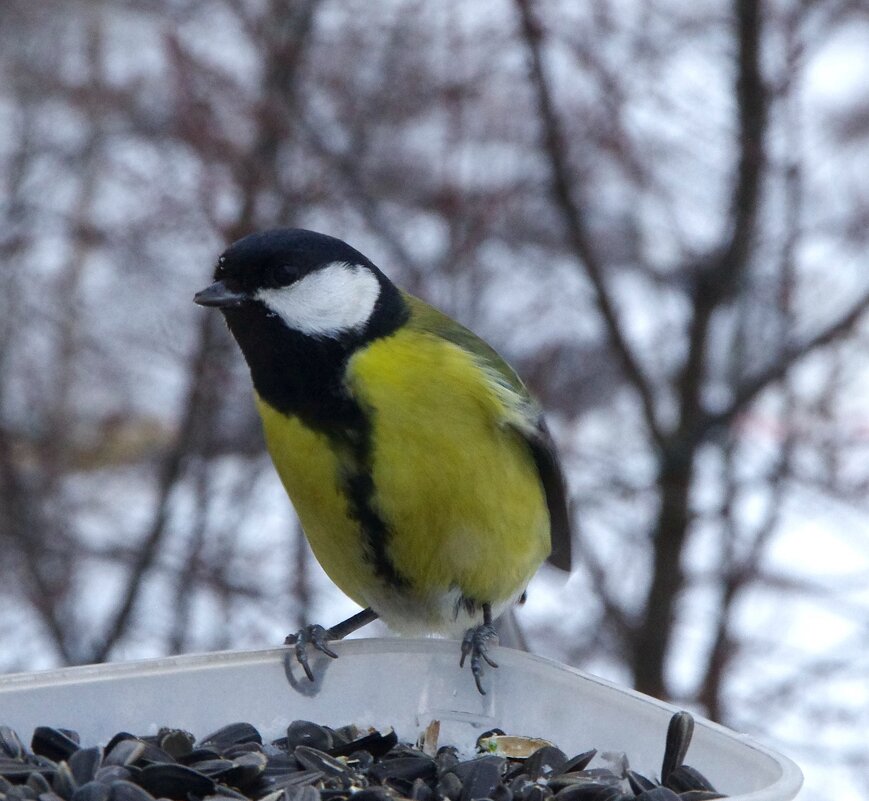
[194,228,572,693]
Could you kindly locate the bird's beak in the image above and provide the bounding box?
[194,280,248,308]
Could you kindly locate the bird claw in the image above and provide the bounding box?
[460,622,499,694]
[285,624,339,681]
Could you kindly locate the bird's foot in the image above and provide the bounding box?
[284,608,379,682]
[460,622,499,695]
[284,624,339,681]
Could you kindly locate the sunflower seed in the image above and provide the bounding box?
[292,747,348,777]
[620,771,648,795]
[284,723,333,753]
[156,731,195,760]
[32,729,80,763]
[664,764,716,794]
[52,761,77,801]
[368,755,436,784]
[93,767,130,785]
[437,770,464,801]
[103,740,145,769]
[458,755,503,801]
[137,763,216,799]
[71,780,110,801]
[106,780,155,801]
[661,713,693,784]
[222,751,268,788]
[553,785,626,801]
[28,772,54,795]
[69,748,103,786]
[0,710,729,801]
[0,726,25,759]
[199,724,262,752]
[329,729,396,760]
[636,788,680,801]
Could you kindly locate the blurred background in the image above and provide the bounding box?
[1,0,868,798]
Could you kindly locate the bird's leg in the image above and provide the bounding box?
[460,603,499,695]
[285,607,379,681]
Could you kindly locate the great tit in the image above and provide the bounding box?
[194,229,572,692]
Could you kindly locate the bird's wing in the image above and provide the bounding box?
[404,294,573,572]
[513,413,572,571]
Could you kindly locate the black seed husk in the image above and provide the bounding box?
[560,751,597,774]
[329,729,397,760]
[292,747,348,778]
[0,711,728,801]
[137,763,216,799]
[622,771,650,795]
[664,764,717,794]
[93,766,131,785]
[107,779,155,801]
[367,755,436,784]
[157,730,195,760]
[661,713,694,784]
[69,748,103,786]
[200,724,263,752]
[438,771,464,801]
[31,729,80,763]
[71,780,110,801]
[27,772,53,795]
[553,785,625,801]
[525,747,568,781]
[490,782,513,801]
[636,787,681,800]
[1,726,26,759]
[457,756,502,801]
[285,723,333,754]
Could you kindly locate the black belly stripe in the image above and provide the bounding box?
[328,407,409,590]
[341,461,409,590]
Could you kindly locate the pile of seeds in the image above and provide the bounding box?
[0,711,725,801]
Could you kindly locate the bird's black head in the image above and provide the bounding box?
[195,229,405,341]
[194,229,408,425]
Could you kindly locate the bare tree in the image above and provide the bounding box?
[1,0,867,796]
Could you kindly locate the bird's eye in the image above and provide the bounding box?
[269,264,302,287]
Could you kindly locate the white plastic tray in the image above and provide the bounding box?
[0,639,802,800]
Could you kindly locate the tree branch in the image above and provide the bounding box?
[90,312,222,662]
[0,426,76,664]
[631,0,770,700]
[513,0,664,448]
[704,286,869,435]
[722,0,769,283]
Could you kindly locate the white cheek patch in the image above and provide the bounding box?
[255,261,381,338]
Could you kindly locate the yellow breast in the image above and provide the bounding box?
[255,397,372,608]
[256,326,550,630]
[348,329,549,603]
